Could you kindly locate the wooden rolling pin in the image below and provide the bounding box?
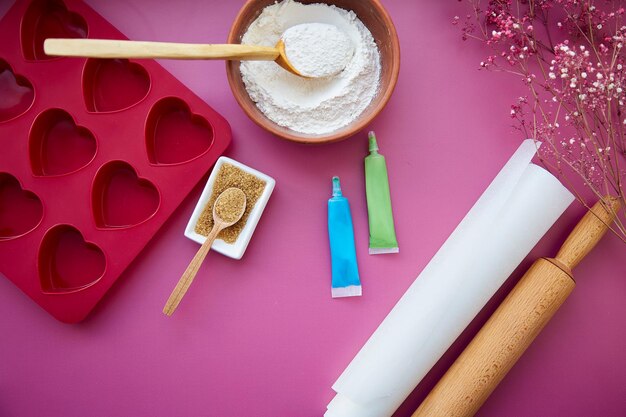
[413,196,621,417]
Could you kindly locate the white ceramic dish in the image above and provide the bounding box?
[184,156,275,259]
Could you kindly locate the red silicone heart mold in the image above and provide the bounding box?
[0,0,232,322]
[0,173,43,240]
[92,161,160,229]
[29,108,97,176]
[146,97,214,165]
[83,58,150,113]
[0,59,35,122]
[21,0,88,61]
[38,224,105,293]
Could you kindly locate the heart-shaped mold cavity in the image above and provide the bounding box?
[146,97,214,165]
[38,224,105,293]
[92,161,160,229]
[21,0,88,61]
[29,109,97,176]
[0,173,43,240]
[0,59,35,122]
[83,58,150,113]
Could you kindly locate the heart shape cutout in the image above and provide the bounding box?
[0,59,35,122]
[38,224,105,293]
[29,109,97,176]
[145,97,214,165]
[92,161,160,228]
[0,173,43,240]
[21,0,88,61]
[83,58,150,112]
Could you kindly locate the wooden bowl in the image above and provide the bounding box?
[226,0,400,144]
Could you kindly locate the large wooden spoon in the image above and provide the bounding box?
[43,23,353,78]
[163,187,246,316]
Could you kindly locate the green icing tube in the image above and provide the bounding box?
[364,131,399,254]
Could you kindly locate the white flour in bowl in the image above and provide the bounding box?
[240,0,381,135]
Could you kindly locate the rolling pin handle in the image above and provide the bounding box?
[554,196,621,271]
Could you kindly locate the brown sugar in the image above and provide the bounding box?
[195,163,266,243]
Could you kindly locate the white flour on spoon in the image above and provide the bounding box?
[282,22,354,78]
[240,0,381,135]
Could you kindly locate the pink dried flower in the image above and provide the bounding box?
[457,0,626,242]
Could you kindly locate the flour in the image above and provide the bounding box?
[282,23,354,78]
[240,0,381,135]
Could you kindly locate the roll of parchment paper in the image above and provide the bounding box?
[324,140,574,417]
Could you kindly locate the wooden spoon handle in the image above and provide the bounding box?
[44,38,279,60]
[163,223,223,316]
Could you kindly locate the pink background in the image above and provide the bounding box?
[1,1,624,417]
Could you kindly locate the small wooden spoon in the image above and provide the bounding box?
[44,37,306,76]
[163,187,246,316]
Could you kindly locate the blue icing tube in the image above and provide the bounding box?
[328,176,362,298]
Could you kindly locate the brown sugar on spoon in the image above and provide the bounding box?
[214,188,246,223]
[195,163,266,243]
